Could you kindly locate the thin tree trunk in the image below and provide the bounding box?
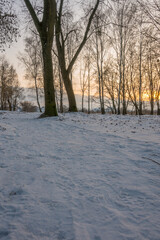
[100,37,105,115]
[88,60,91,114]
[82,90,84,112]
[139,40,143,115]
[95,30,102,114]
[150,89,154,115]
[118,12,123,115]
[8,99,12,111]
[149,49,154,115]
[122,60,126,115]
[34,77,42,112]
[157,101,160,115]
[59,71,63,113]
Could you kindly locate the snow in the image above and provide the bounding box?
[0,111,160,240]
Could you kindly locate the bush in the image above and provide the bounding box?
[20,101,37,112]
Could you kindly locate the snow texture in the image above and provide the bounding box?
[0,111,160,240]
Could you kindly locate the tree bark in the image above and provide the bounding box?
[61,69,77,112]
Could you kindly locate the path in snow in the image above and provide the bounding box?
[0,111,160,240]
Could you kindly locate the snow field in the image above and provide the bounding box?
[0,111,160,240]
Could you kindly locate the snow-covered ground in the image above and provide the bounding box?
[0,111,160,240]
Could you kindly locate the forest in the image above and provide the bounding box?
[0,0,160,116]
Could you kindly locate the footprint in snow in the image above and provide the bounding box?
[0,231,10,238]
[9,188,24,196]
[0,164,7,169]
[9,191,17,196]
[0,126,6,131]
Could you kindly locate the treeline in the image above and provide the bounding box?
[0,0,20,111]
[78,0,160,115]
[21,0,160,116]
[1,0,160,115]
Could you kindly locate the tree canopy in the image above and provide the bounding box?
[0,0,19,50]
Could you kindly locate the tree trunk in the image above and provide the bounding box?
[59,72,63,113]
[61,69,77,112]
[13,99,16,111]
[122,62,126,115]
[42,44,58,116]
[55,29,77,112]
[150,90,154,115]
[118,74,121,115]
[82,90,84,112]
[8,99,12,111]
[34,77,42,112]
[139,40,143,115]
[23,0,58,117]
[100,40,105,115]
[157,109,160,115]
[101,77,105,114]
[150,67,154,115]
[157,101,160,115]
[88,62,91,114]
[118,12,123,115]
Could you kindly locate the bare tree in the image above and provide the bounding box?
[55,0,100,112]
[79,59,88,112]
[103,61,118,114]
[155,59,160,115]
[137,10,144,115]
[23,0,58,117]
[145,34,158,115]
[52,53,64,113]
[0,57,21,110]
[19,33,43,112]
[109,0,137,114]
[93,10,107,114]
[126,46,140,115]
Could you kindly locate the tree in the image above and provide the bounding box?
[109,0,137,114]
[0,57,21,110]
[85,48,92,114]
[0,0,18,50]
[155,59,160,115]
[79,60,88,112]
[92,9,107,114]
[126,46,140,115]
[23,0,58,117]
[55,0,100,112]
[19,33,43,112]
[52,52,64,113]
[136,9,144,115]
[103,61,118,114]
[145,30,157,115]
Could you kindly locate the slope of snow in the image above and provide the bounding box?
[0,111,160,240]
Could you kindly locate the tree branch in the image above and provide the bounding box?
[67,0,100,73]
[23,0,42,34]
